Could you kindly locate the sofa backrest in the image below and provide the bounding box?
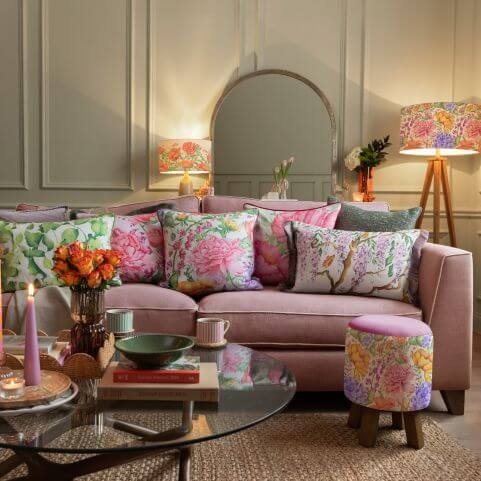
[202,195,389,213]
[108,195,200,215]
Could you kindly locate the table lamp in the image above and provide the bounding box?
[157,139,212,195]
[399,102,481,246]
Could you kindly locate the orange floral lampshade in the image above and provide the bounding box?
[399,102,481,156]
[158,139,212,173]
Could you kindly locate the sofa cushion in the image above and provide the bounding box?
[108,195,200,215]
[198,288,422,347]
[106,284,197,334]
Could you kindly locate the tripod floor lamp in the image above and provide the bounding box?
[399,102,481,247]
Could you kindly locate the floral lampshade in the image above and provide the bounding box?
[399,102,481,156]
[158,139,212,173]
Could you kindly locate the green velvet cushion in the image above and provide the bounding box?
[327,196,421,232]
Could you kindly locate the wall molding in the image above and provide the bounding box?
[40,0,134,191]
[0,0,28,190]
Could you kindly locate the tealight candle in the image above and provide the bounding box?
[352,192,364,202]
[0,377,25,399]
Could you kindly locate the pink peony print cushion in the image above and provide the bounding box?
[244,204,341,285]
[158,209,262,296]
[110,214,164,283]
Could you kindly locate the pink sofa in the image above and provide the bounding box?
[1,195,473,414]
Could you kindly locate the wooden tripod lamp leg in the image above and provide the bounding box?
[432,159,441,244]
[416,159,434,229]
[440,158,457,247]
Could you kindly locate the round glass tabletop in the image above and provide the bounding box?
[0,344,296,454]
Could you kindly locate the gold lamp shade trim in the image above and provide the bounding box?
[399,102,481,156]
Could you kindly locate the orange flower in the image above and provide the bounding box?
[60,270,81,287]
[322,255,335,268]
[158,161,169,172]
[104,250,122,268]
[98,263,115,281]
[53,259,69,274]
[372,397,396,410]
[68,241,84,258]
[93,249,106,266]
[181,159,193,170]
[54,245,69,261]
[347,342,370,379]
[71,252,94,276]
[87,270,102,288]
[182,141,197,156]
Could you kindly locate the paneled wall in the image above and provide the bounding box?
[0,0,480,327]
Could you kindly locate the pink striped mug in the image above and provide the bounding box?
[196,318,230,346]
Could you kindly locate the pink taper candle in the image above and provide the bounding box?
[24,284,41,386]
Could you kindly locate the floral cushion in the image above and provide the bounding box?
[0,215,116,292]
[159,209,262,296]
[245,204,341,285]
[111,214,164,283]
[284,223,428,302]
[344,326,433,411]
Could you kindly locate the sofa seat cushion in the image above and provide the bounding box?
[106,284,198,334]
[198,288,422,348]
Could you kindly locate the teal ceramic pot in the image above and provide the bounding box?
[115,334,194,368]
[105,309,134,334]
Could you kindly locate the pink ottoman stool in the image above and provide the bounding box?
[344,315,433,449]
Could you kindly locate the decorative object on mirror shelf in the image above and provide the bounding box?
[345,136,391,202]
[196,317,230,348]
[24,284,41,386]
[157,139,212,195]
[272,157,294,199]
[52,242,122,358]
[352,192,364,202]
[400,102,481,246]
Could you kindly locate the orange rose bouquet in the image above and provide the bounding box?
[52,241,121,291]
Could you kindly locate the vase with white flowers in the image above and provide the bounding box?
[345,135,391,202]
[273,157,294,199]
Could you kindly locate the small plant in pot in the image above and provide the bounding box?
[53,242,122,357]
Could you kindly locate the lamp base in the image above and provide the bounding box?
[178,171,193,196]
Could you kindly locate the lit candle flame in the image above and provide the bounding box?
[28,284,34,297]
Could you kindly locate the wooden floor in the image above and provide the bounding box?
[288,332,481,457]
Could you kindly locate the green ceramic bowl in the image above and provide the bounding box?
[115,334,194,368]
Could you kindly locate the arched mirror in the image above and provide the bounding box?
[210,69,336,200]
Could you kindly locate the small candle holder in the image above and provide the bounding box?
[0,377,25,399]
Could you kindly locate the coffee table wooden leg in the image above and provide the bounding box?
[179,446,192,481]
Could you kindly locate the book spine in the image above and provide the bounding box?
[98,388,218,402]
[113,371,199,384]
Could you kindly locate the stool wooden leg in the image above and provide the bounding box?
[358,407,380,447]
[347,403,362,429]
[391,412,404,430]
[403,412,424,449]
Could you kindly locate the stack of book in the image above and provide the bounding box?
[98,356,219,402]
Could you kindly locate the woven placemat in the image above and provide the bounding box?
[2,413,481,480]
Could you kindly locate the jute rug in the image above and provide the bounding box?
[2,413,481,480]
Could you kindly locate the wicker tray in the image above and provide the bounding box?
[4,332,116,380]
[0,370,71,409]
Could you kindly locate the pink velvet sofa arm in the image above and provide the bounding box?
[418,242,473,390]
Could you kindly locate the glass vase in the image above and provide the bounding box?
[357,166,375,202]
[70,289,107,357]
[277,179,289,199]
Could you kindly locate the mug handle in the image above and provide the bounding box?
[223,320,230,335]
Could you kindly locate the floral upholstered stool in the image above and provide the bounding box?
[344,315,433,449]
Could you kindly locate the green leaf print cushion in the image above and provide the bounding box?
[0,214,117,292]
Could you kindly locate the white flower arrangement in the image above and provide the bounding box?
[344,147,362,171]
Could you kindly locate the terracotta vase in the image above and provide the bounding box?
[357,167,375,202]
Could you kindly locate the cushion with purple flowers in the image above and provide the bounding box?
[158,209,262,296]
[111,213,164,283]
[244,204,341,286]
[284,223,428,302]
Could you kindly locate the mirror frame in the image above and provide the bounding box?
[210,69,337,196]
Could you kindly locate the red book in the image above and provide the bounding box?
[113,356,200,384]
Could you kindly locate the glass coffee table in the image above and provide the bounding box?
[0,344,296,480]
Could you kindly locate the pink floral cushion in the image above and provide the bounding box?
[159,209,262,296]
[244,204,341,285]
[111,214,164,283]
